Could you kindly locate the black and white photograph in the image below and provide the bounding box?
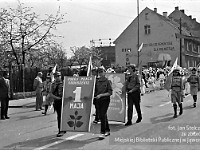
[0,0,200,149]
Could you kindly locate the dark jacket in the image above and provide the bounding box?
[51,80,63,98]
[0,77,9,98]
[94,76,112,100]
[126,73,141,93]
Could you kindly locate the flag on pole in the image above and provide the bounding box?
[51,64,57,82]
[167,57,178,76]
[49,64,57,110]
[164,57,178,91]
[87,56,93,76]
[138,43,143,52]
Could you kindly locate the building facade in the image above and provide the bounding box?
[114,7,200,68]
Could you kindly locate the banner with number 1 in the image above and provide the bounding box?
[60,76,96,132]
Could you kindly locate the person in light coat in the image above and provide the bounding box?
[33,72,43,111]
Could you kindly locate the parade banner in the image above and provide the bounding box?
[60,76,96,132]
[106,73,126,123]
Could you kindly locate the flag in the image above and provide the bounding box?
[168,57,178,76]
[87,56,93,76]
[164,57,178,91]
[138,43,143,52]
[51,64,57,82]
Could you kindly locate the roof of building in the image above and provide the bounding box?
[114,7,200,44]
[168,7,200,37]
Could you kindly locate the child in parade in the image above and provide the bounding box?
[147,73,156,92]
[159,71,165,90]
[42,76,53,115]
[187,67,200,108]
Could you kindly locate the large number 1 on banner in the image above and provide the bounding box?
[73,87,82,102]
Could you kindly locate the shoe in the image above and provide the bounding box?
[193,103,196,108]
[93,120,98,124]
[125,121,132,126]
[104,132,110,136]
[136,118,142,123]
[99,134,105,139]
[5,116,10,119]
[93,119,100,124]
[56,131,66,137]
[42,112,46,115]
[35,109,40,111]
[173,114,177,118]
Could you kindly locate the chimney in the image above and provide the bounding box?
[175,6,179,10]
[180,9,185,14]
[163,12,168,18]
[154,8,157,13]
[193,18,196,22]
[189,15,192,19]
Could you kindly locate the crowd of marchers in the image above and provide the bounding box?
[1,64,200,139]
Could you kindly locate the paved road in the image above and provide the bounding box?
[1,89,200,150]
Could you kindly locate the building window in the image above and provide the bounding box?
[186,41,189,51]
[144,25,151,35]
[188,41,193,51]
[145,13,149,20]
[127,48,131,52]
[198,45,200,54]
[193,43,198,53]
[122,48,131,52]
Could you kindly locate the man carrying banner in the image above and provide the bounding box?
[170,67,184,118]
[94,67,112,138]
[125,64,142,126]
[187,67,200,108]
[50,71,66,137]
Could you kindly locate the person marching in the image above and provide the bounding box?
[49,71,66,137]
[187,67,200,108]
[42,76,52,115]
[94,67,112,138]
[125,64,142,126]
[170,67,184,118]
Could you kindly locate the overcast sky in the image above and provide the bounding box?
[1,0,200,56]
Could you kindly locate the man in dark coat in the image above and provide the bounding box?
[0,71,10,120]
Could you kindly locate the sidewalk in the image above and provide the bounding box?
[9,97,36,108]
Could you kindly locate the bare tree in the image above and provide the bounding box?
[0,1,67,68]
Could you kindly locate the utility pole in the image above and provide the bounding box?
[180,17,182,67]
[137,0,140,67]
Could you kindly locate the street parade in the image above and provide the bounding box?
[1,0,200,150]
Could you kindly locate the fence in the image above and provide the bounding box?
[0,66,74,96]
